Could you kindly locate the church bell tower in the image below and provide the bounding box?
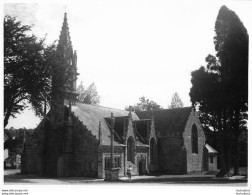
[51,12,78,125]
[46,12,78,177]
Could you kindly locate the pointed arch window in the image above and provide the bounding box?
[150,138,156,163]
[127,136,135,164]
[191,124,198,154]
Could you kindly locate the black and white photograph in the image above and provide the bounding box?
[2,0,251,194]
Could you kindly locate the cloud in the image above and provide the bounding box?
[4,4,39,26]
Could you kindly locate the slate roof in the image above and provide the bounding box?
[71,103,139,146]
[205,143,218,153]
[136,107,192,137]
[104,116,128,144]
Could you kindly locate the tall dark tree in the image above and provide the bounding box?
[76,82,100,105]
[4,16,56,127]
[214,5,248,175]
[168,92,184,109]
[190,6,248,177]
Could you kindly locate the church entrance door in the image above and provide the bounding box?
[57,156,64,177]
[138,159,146,175]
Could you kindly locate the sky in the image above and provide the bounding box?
[3,0,252,129]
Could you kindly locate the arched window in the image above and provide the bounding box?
[127,136,135,163]
[191,124,198,154]
[150,138,156,163]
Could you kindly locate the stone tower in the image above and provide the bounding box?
[51,12,78,124]
[46,12,78,177]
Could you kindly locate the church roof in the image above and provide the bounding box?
[134,120,151,144]
[136,107,192,137]
[104,116,128,144]
[71,103,139,146]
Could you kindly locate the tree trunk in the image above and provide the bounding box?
[233,108,240,175]
[233,134,239,175]
[4,106,13,128]
[216,112,226,177]
[225,131,232,174]
[223,109,232,175]
[217,131,226,177]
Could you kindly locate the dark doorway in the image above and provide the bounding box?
[57,156,63,177]
[139,159,145,175]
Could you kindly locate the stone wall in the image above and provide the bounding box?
[45,124,66,176]
[22,112,100,177]
[158,137,186,174]
[72,115,99,177]
[135,152,149,175]
[21,119,47,175]
[102,146,125,177]
[183,110,206,174]
[208,154,218,171]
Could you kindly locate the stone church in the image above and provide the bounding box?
[21,13,217,178]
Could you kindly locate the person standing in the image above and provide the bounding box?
[127,165,133,181]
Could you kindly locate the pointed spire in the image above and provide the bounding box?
[58,12,72,48]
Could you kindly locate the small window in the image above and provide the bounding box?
[150,138,155,163]
[191,124,198,154]
[127,136,135,163]
[210,156,213,164]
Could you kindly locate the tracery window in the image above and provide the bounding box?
[150,138,155,163]
[191,124,198,154]
[104,156,121,168]
[127,136,135,163]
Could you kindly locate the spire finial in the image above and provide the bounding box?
[64,5,67,13]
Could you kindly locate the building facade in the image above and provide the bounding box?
[21,13,217,178]
[137,107,208,174]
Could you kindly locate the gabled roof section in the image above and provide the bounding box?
[104,116,128,144]
[136,107,192,137]
[134,120,151,144]
[205,143,218,153]
[71,103,139,146]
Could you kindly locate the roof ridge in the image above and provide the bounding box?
[76,103,130,112]
[136,107,192,113]
[160,107,192,112]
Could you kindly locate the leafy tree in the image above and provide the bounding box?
[76,82,100,105]
[190,6,248,177]
[168,92,184,109]
[125,96,162,111]
[4,16,56,127]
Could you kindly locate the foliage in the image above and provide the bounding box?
[4,15,56,127]
[190,6,248,176]
[4,128,34,151]
[168,92,184,109]
[125,96,162,111]
[214,5,248,113]
[76,82,100,105]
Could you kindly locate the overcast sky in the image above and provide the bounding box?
[4,0,252,129]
